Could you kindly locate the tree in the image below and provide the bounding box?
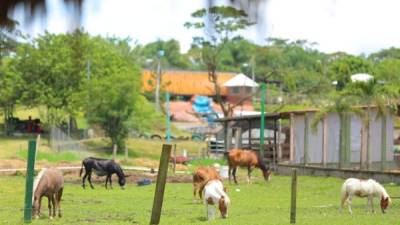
[0,19,22,134]
[344,79,398,169]
[0,58,23,135]
[311,93,363,169]
[15,31,87,128]
[328,55,373,91]
[83,69,140,150]
[185,6,254,117]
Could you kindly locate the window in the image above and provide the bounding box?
[232,87,240,94]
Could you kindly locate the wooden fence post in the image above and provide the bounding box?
[150,144,172,225]
[23,140,37,223]
[290,168,297,224]
[125,146,128,160]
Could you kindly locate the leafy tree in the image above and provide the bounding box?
[328,55,373,90]
[82,69,140,150]
[15,31,87,128]
[344,79,399,169]
[185,6,254,117]
[0,58,23,134]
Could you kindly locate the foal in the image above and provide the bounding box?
[193,167,220,201]
[340,178,391,214]
[203,180,230,220]
[228,148,271,184]
[32,168,64,219]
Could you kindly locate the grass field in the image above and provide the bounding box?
[0,136,206,169]
[1,173,399,225]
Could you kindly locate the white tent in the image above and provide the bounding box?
[223,73,258,87]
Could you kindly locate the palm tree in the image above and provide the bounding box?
[345,78,399,170]
[311,93,363,169]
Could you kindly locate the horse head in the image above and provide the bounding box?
[218,195,230,219]
[32,196,40,219]
[380,196,390,213]
[262,168,272,181]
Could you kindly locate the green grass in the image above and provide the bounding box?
[1,174,399,225]
[16,150,83,163]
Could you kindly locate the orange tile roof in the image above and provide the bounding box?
[142,70,236,96]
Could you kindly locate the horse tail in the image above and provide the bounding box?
[33,168,47,202]
[79,161,84,177]
[340,181,348,200]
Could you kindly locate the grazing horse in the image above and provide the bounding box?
[193,166,220,200]
[79,157,126,189]
[32,168,64,219]
[203,180,230,220]
[228,148,271,185]
[340,178,391,214]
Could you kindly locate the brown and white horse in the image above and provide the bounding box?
[340,178,391,214]
[203,179,230,220]
[193,166,220,201]
[32,168,64,219]
[228,148,271,184]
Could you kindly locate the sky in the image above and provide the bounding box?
[11,0,400,55]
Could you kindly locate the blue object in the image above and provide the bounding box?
[192,96,219,122]
[137,178,152,186]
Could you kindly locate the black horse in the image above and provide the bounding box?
[79,157,127,189]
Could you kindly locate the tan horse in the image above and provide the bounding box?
[228,148,271,184]
[193,167,220,200]
[32,168,64,219]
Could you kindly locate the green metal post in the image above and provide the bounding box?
[166,92,171,143]
[23,140,37,223]
[260,83,266,159]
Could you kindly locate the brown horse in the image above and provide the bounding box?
[32,168,64,219]
[228,148,271,185]
[193,166,220,200]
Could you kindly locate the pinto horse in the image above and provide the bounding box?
[79,157,127,189]
[228,148,271,185]
[32,168,64,219]
[193,166,220,200]
[340,178,391,214]
[203,180,230,220]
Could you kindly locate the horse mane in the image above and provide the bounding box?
[372,179,390,199]
[32,168,47,201]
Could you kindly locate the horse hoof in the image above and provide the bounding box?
[49,216,54,220]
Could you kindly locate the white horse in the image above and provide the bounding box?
[203,180,230,220]
[340,178,391,214]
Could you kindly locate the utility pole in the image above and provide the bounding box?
[155,50,164,112]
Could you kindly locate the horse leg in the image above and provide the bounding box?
[57,188,63,218]
[51,195,56,219]
[233,167,239,185]
[47,196,52,219]
[370,197,375,213]
[105,175,109,189]
[88,172,94,189]
[340,194,348,213]
[228,165,232,184]
[247,166,252,184]
[347,196,353,214]
[109,174,113,189]
[37,196,42,218]
[82,171,88,189]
